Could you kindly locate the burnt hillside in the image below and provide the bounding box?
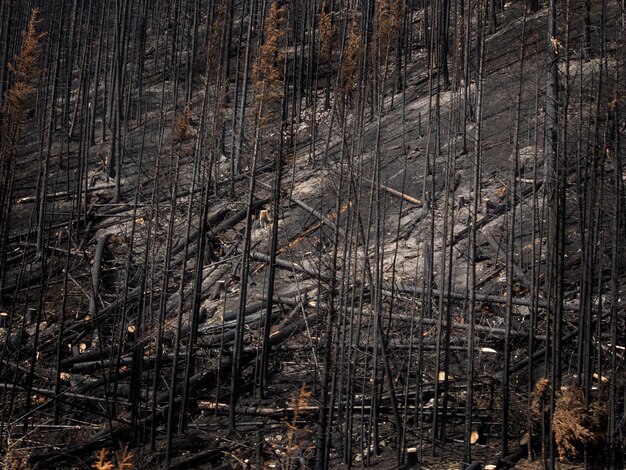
[0,0,625,468]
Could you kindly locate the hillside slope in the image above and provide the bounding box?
[0,0,625,468]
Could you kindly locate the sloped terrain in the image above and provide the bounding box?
[0,0,625,469]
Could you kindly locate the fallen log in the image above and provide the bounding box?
[0,382,129,409]
[391,312,543,339]
[250,250,334,284]
[247,252,578,316]
[60,346,112,368]
[220,286,314,322]
[200,301,306,345]
[166,445,232,470]
[387,283,593,312]
[198,401,318,418]
[29,313,320,467]
[63,203,261,336]
[493,308,612,382]
[397,202,431,240]
[197,400,490,420]
[483,231,531,287]
[276,200,354,256]
[363,177,422,205]
[451,183,539,246]
[258,180,352,242]
[164,264,229,317]
[89,234,111,316]
[289,197,340,232]
[16,183,117,204]
[167,206,230,260]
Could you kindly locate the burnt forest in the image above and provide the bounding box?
[0,0,625,468]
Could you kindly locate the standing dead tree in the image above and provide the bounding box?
[230,0,286,433]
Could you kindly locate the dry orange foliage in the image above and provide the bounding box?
[253,1,285,125]
[374,0,403,59]
[1,8,45,164]
[172,106,193,145]
[530,377,550,418]
[92,446,134,470]
[206,0,228,76]
[318,2,335,63]
[341,17,361,101]
[553,387,604,462]
[0,446,29,470]
[284,383,314,468]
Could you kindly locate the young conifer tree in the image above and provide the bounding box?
[252,1,285,126]
[341,17,362,106]
[373,0,402,97]
[319,2,335,64]
[0,8,43,187]
[0,8,44,289]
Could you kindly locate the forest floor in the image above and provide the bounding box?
[1,0,625,469]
